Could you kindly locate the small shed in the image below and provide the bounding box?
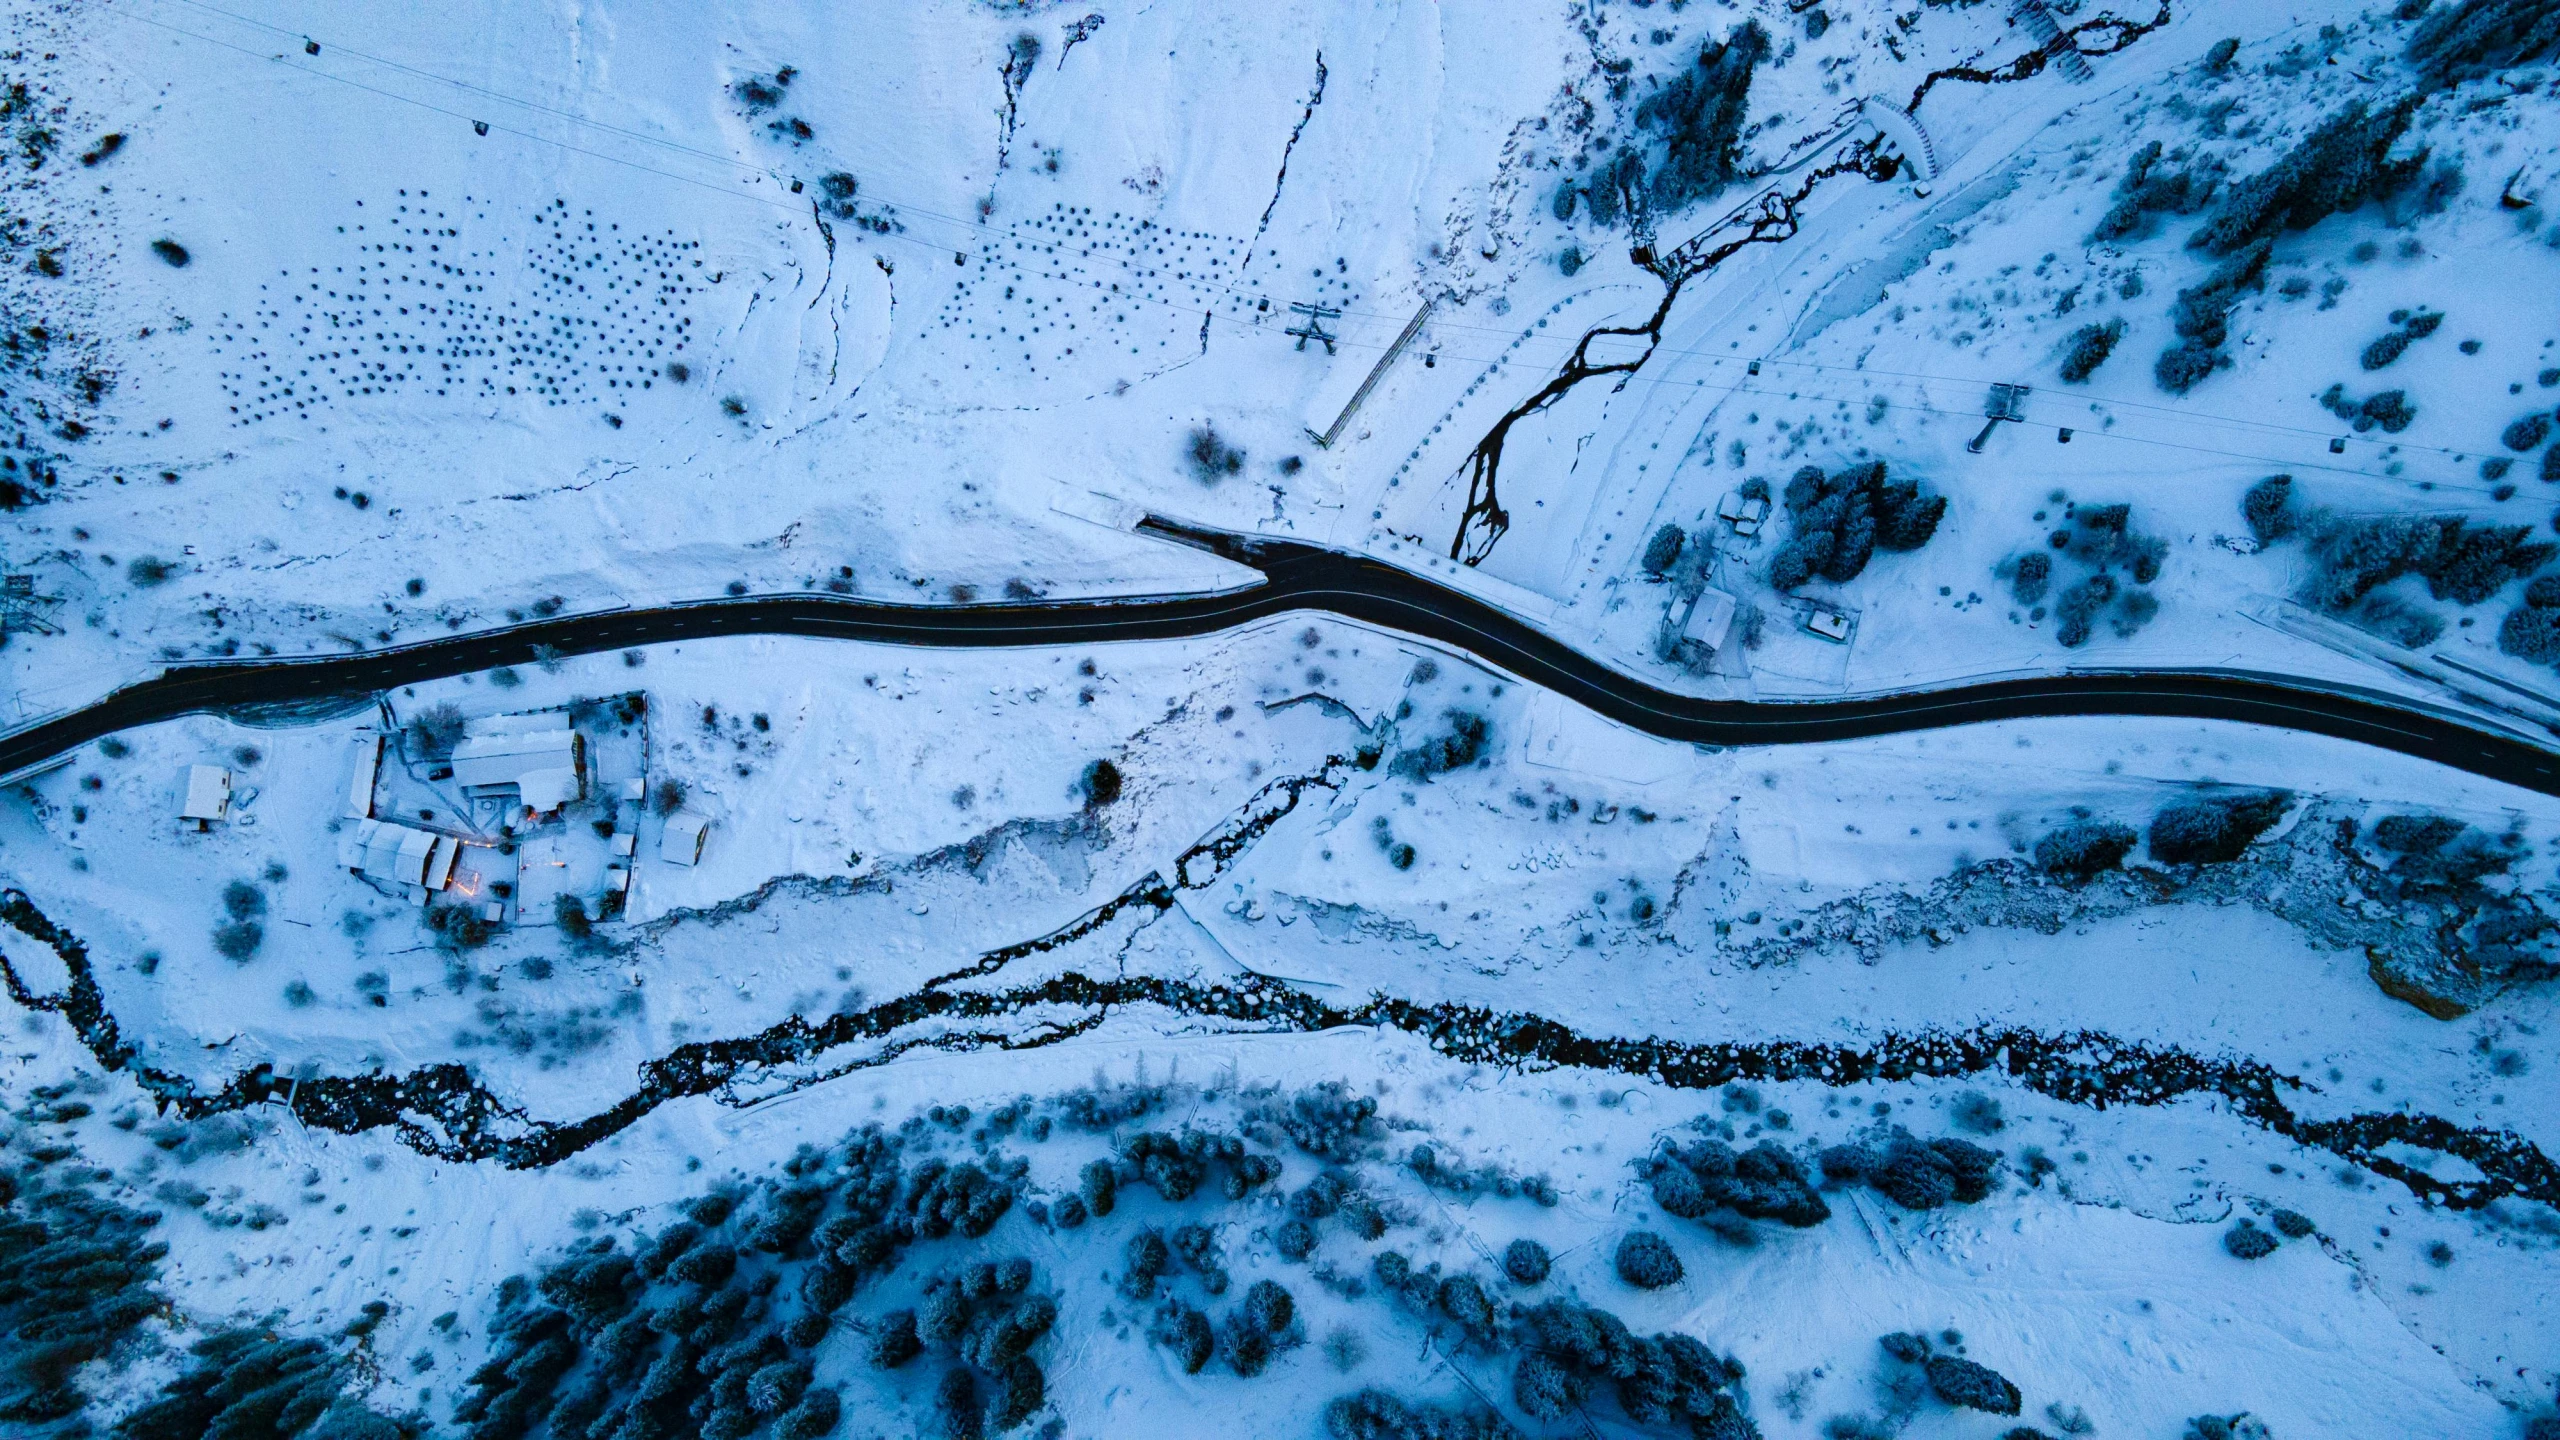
[345,733,381,820]
[660,812,709,866]
[1716,489,1770,536]
[180,765,232,828]
[1803,607,1854,644]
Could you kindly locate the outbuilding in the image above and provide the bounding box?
[180,765,231,829]
[660,811,709,866]
[339,817,460,896]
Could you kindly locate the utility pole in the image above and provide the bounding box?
[1968,382,2031,453]
[1286,301,1340,356]
[0,574,60,637]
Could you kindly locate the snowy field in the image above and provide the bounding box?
[0,0,2557,1438]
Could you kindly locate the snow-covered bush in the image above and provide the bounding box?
[2156,240,2272,393]
[1644,1137,1829,1228]
[1613,1230,1684,1288]
[1078,758,1122,810]
[2007,550,2052,604]
[2184,1412,2274,1440]
[2148,791,2290,865]
[2059,318,2125,382]
[1322,1387,1513,1440]
[2090,141,2220,243]
[1503,1238,1552,1286]
[1153,1303,1215,1374]
[1186,425,1245,484]
[1390,713,1490,781]
[1513,1299,1750,1434]
[2033,818,2136,880]
[2054,573,2117,647]
[2361,309,2441,370]
[1640,524,1686,578]
[2223,1219,2279,1258]
[2241,475,2295,543]
[1924,1354,2023,1415]
[1950,1092,2006,1135]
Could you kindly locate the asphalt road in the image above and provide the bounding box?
[5,518,2558,796]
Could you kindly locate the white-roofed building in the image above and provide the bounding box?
[1683,588,1739,654]
[660,811,709,866]
[180,765,231,829]
[339,818,460,897]
[346,733,381,820]
[450,716,584,818]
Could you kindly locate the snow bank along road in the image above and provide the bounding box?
[4,517,2558,795]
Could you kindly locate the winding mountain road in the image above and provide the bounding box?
[4,518,2557,796]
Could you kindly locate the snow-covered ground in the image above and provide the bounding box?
[2,0,2559,1437]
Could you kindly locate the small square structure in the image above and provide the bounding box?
[661,812,709,866]
[180,765,232,828]
[1803,607,1854,644]
[1715,489,1770,536]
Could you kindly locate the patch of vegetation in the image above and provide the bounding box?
[0,1155,169,1427]
[1817,1131,2000,1211]
[1186,425,1245,484]
[1767,462,1946,590]
[2406,0,2560,87]
[1613,1230,1683,1288]
[1644,1136,1827,1232]
[1078,759,1122,810]
[407,701,468,760]
[114,1328,410,1439]
[1627,23,1771,217]
[2148,790,2291,866]
[2187,98,2423,255]
[2241,475,2295,543]
[2313,381,2417,433]
[2301,512,2551,612]
[1512,1298,1750,1433]
[2089,140,2221,243]
[2058,318,2125,382]
[2033,817,2138,880]
[2360,308,2442,370]
[2156,240,2271,393]
[1640,523,1686,578]
[1389,712,1490,781]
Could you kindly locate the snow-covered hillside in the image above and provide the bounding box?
[2,1,2559,1438]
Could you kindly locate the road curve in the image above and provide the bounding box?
[4,518,2558,796]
